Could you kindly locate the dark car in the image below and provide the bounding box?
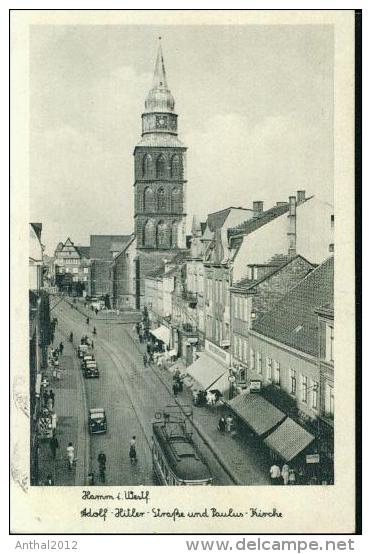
[84,361,99,378]
[88,408,107,434]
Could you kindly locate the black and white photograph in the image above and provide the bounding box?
[11,9,357,534]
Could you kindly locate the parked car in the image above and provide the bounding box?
[88,408,107,434]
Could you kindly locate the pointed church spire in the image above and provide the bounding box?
[152,38,168,90]
[145,38,175,113]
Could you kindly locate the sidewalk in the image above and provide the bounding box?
[130,329,270,485]
[37,330,88,486]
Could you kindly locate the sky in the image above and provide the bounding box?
[29,24,334,254]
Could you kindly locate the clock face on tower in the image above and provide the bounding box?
[156,115,168,129]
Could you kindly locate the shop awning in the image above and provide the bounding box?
[186,352,227,392]
[226,392,286,436]
[263,417,315,462]
[150,325,171,345]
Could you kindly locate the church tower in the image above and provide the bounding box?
[134,39,187,252]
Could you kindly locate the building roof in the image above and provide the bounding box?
[231,255,312,293]
[145,250,189,279]
[252,256,334,357]
[90,235,132,260]
[135,133,185,149]
[76,246,90,259]
[228,203,289,239]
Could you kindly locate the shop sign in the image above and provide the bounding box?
[249,380,262,392]
[306,454,320,464]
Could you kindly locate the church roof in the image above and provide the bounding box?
[135,134,184,149]
[90,235,132,260]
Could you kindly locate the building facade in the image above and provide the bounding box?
[54,237,91,296]
[90,235,131,299]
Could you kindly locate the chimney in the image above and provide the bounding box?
[253,201,264,218]
[297,190,306,203]
[276,201,287,207]
[287,195,297,257]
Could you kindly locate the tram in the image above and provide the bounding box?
[152,408,213,486]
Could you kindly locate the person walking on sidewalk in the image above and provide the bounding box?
[67,442,75,470]
[281,463,290,485]
[129,436,137,465]
[269,463,281,485]
[143,353,148,367]
[218,416,226,433]
[226,415,233,433]
[45,474,55,486]
[59,342,64,355]
[48,389,55,408]
[50,434,59,459]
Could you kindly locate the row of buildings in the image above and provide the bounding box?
[29,223,52,485]
[46,41,334,480]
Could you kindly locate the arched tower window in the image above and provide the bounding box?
[156,154,166,178]
[171,221,178,248]
[171,187,182,212]
[143,187,155,212]
[157,220,168,249]
[143,219,156,247]
[170,154,181,178]
[158,187,166,210]
[142,154,151,178]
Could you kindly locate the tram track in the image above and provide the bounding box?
[56,299,235,485]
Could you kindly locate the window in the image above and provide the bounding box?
[143,187,155,211]
[72,276,78,282]
[158,188,166,210]
[156,154,166,178]
[84,276,88,282]
[72,267,78,274]
[224,322,230,341]
[233,336,238,357]
[143,219,156,247]
[156,220,168,248]
[250,348,255,370]
[142,154,151,177]
[65,267,70,273]
[256,352,262,374]
[171,221,178,248]
[83,267,89,274]
[326,324,334,362]
[312,381,319,410]
[290,369,297,395]
[266,357,272,381]
[301,375,308,403]
[243,340,248,364]
[170,154,181,178]
[274,361,280,385]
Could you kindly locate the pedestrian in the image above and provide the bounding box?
[218,416,226,433]
[91,340,94,350]
[45,474,54,486]
[269,463,281,485]
[59,342,64,355]
[48,389,55,407]
[136,323,140,335]
[143,353,148,367]
[95,308,98,316]
[66,442,75,470]
[288,468,296,485]
[129,436,137,465]
[86,317,90,325]
[87,472,95,485]
[43,390,49,409]
[172,381,179,397]
[49,435,59,459]
[281,463,290,485]
[226,415,233,433]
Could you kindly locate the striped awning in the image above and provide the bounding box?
[263,417,315,462]
[226,392,286,436]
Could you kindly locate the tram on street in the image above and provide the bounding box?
[152,407,213,486]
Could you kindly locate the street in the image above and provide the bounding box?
[52,298,242,486]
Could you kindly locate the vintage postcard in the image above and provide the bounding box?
[11,9,357,533]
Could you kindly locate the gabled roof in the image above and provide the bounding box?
[145,250,189,280]
[231,255,312,292]
[112,234,136,262]
[76,246,90,259]
[228,203,290,239]
[252,256,334,357]
[90,235,132,260]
